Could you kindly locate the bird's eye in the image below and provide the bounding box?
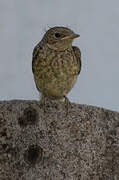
[55,33,61,38]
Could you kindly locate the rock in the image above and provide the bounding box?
[0,100,119,180]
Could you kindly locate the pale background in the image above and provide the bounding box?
[0,0,119,111]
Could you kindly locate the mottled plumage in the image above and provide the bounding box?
[32,26,81,103]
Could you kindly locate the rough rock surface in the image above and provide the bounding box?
[0,100,119,180]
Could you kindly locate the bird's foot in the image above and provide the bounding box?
[38,96,49,113]
[37,95,72,115]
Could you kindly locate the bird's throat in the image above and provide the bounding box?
[47,41,72,51]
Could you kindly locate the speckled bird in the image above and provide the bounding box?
[32,26,81,107]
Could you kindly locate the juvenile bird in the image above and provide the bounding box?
[32,26,81,110]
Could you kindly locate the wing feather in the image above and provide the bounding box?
[72,46,81,75]
[32,44,40,74]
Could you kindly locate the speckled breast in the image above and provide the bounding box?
[34,48,78,98]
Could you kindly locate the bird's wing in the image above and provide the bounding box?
[32,42,45,74]
[32,44,40,74]
[72,46,81,75]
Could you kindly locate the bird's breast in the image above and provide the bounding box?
[34,48,78,97]
[44,49,78,76]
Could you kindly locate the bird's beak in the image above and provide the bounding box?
[71,34,80,39]
[61,33,80,40]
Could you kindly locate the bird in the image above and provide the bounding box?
[32,26,81,112]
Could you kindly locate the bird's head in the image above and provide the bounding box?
[42,26,80,51]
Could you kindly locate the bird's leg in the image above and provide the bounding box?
[63,96,72,116]
[38,95,49,113]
